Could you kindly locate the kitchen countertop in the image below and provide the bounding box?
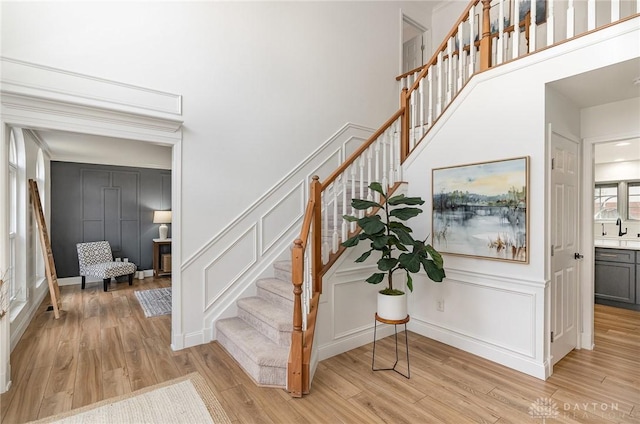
[594,239,640,250]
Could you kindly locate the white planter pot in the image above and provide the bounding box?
[377,291,407,321]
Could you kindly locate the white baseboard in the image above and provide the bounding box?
[58,270,154,287]
[410,318,547,380]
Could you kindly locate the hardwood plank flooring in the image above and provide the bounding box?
[1,278,638,423]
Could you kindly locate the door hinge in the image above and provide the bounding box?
[551,158,555,170]
[551,331,554,343]
[551,245,554,256]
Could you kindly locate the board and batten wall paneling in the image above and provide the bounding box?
[51,161,171,277]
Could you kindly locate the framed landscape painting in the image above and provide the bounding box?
[432,156,529,263]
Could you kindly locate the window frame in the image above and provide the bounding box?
[594,183,619,221]
[627,181,640,221]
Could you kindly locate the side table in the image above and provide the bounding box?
[371,313,410,378]
[153,238,172,277]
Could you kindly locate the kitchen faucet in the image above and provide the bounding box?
[601,223,607,236]
[616,218,627,237]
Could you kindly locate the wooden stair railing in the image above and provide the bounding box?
[287,0,640,397]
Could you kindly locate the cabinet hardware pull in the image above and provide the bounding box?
[598,253,618,257]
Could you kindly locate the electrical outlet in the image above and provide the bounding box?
[437,299,445,312]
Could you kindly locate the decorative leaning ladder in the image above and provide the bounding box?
[286,0,640,397]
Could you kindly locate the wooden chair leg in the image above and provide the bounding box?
[103,278,110,292]
[128,273,134,286]
[81,276,86,290]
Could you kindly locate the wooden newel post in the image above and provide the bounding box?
[310,176,322,295]
[400,88,410,162]
[479,0,492,71]
[288,238,304,398]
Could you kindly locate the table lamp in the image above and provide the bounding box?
[153,210,172,240]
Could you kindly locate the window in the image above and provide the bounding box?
[34,148,46,283]
[8,130,17,301]
[594,184,618,220]
[629,183,640,220]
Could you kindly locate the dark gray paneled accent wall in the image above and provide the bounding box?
[51,161,171,278]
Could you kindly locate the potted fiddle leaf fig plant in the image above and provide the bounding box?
[341,182,445,320]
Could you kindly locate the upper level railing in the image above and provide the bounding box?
[287,0,640,397]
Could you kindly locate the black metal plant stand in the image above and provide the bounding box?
[371,313,410,378]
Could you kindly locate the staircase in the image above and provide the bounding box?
[215,260,294,387]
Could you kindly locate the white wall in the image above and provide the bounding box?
[398,19,639,378]
[1,1,430,260]
[0,1,434,352]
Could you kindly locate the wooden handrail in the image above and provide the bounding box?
[321,108,405,190]
[287,0,638,398]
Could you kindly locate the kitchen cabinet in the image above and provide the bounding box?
[594,247,639,310]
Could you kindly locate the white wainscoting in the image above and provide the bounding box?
[176,123,374,347]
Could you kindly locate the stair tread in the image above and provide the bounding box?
[273,260,291,273]
[237,297,292,331]
[256,278,294,301]
[216,317,288,367]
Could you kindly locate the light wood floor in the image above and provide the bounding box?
[1,278,639,423]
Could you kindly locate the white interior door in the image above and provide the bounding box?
[550,129,581,366]
[403,33,423,73]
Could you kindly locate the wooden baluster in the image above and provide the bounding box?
[374,139,381,193]
[566,0,575,38]
[529,0,537,52]
[479,0,492,70]
[350,165,357,232]
[497,0,505,64]
[394,120,403,182]
[332,182,339,254]
[410,83,417,149]
[587,0,596,30]
[457,23,464,88]
[366,147,373,200]
[341,174,348,250]
[446,37,453,103]
[310,176,322,294]
[547,0,555,46]
[388,126,396,187]
[358,157,365,217]
[469,9,476,75]
[418,78,425,139]
[611,0,620,21]
[512,0,520,58]
[400,88,410,163]
[436,51,443,116]
[289,238,304,397]
[382,130,389,189]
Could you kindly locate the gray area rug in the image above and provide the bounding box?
[134,287,172,317]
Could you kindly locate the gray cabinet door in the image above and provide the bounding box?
[595,261,635,303]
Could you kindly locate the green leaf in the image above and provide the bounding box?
[366,273,385,284]
[425,244,444,268]
[358,216,385,234]
[351,199,382,210]
[341,235,360,247]
[422,259,446,282]
[390,227,415,246]
[389,221,413,233]
[371,235,390,250]
[398,252,421,273]
[390,207,422,221]
[369,182,385,198]
[342,215,358,222]
[406,272,413,292]
[377,257,398,271]
[388,195,425,206]
[355,250,372,263]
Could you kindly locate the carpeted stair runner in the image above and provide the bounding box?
[215,260,294,387]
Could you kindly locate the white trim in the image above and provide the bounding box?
[0,58,183,393]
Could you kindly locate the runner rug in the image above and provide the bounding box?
[29,373,231,424]
[134,287,172,317]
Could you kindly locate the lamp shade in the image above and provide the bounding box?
[153,210,172,224]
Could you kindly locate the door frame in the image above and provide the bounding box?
[399,11,430,75]
[0,57,183,393]
[579,131,640,352]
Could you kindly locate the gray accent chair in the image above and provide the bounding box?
[76,241,137,292]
